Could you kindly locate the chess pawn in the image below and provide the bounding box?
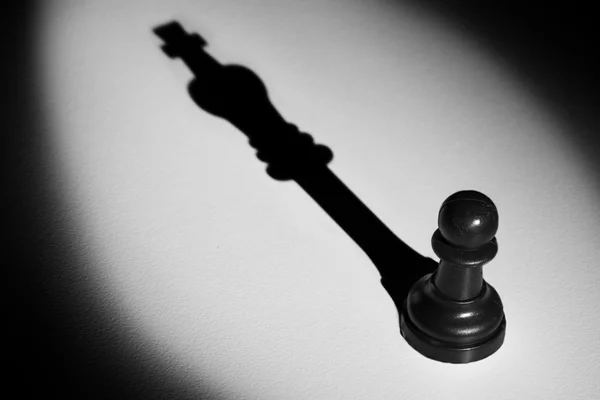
[400,190,506,363]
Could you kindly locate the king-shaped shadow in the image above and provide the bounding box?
[153,21,437,311]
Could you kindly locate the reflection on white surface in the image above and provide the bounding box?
[38,0,600,399]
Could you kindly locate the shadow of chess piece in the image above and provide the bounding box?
[400,190,506,363]
[154,21,436,306]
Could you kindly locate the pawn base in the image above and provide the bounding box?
[400,312,506,364]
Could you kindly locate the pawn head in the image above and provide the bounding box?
[438,190,498,249]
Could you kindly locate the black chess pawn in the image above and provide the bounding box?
[400,190,506,363]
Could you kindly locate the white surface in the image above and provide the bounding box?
[37,1,600,399]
